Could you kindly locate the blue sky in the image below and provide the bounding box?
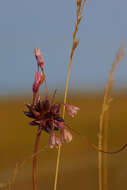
[0,0,127,95]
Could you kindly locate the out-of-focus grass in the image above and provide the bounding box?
[0,93,127,190]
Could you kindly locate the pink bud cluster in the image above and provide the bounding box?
[24,48,80,148]
[32,48,45,103]
[33,72,44,93]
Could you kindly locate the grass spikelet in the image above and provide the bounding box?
[53,1,86,190]
[98,44,126,190]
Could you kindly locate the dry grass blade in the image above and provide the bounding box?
[98,44,126,190]
[53,1,86,190]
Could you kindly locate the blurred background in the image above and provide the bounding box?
[0,0,127,189]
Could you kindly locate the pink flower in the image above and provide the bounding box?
[49,132,61,148]
[65,104,80,117]
[54,120,66,129]
[33,72,45,93]
[35,48,44,70]
[61,128,72,143]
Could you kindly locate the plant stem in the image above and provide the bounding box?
[98,113,104,190]
[53,2,86,190]
[103,111,109,190]
[53,145,61,190]
[98,45,125,190]
[33,129,42,190]
[53,56,73,190]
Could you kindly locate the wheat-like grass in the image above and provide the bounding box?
[53,1,86,190]
[98,44,126,190]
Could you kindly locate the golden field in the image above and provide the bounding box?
[0,92,127,190]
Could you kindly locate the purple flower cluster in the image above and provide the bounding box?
[24,48,79,148]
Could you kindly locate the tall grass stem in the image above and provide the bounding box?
[98,45,125,190]
[103,111,109,190]
[53,52,73,190]
[53,1,86,190]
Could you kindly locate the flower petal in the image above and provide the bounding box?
[61,128,72,143]
[65,104,80,117]
[49,132,61,148]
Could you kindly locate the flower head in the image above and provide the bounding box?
[65,104,80,117]
[24,48,79,148]
[24,97,80,148]
[24,96,76,148]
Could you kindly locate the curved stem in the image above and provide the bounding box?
[33,128,42,190]
[68,125,127,154]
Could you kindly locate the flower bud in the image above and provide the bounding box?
[35,48,44,69]
[49,132,61,148]
[61,128,72,143]
[33,72,45,93]
[65,104,80,117]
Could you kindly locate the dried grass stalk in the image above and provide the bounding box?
[53,1,86,190]
[103,111,109,190]
[98,44,126,190]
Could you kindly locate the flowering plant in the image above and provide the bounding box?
[24,48,79,148]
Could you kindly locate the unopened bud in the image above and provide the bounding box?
[33,72,45,93]
[35,48,44,70]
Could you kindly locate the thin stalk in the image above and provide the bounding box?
[53,53,73,190]
[98,112,104,190]
[53,2,86,190]
[68,125,127,154]
[98,45,125,190]
[53,40,74,190]
[103,111,109,190]
[53,145,61,190]
[33,129,42,190]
